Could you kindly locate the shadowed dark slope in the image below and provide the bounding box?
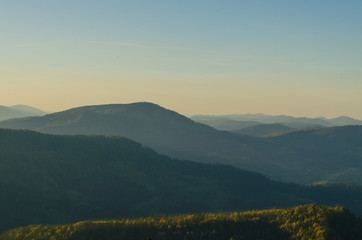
[0,129,362,231]
[264,126,362,183]
[0,128,280,230]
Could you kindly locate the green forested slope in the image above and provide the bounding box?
[1,205,361,240]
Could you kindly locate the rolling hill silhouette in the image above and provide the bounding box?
[1,102,362,184]
[0,105,47,121]
[192,113,362,129]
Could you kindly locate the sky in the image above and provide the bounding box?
[1,0,362,118]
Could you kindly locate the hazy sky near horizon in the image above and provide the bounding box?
[1,1,362,118]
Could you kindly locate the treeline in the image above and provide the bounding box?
[1,204,361,240]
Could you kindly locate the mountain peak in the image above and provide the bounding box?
[0,105,47,121]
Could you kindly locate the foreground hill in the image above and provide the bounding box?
[232,123,292,137]
[1,129,362,230]
[1,103,362,184]
[0,105,47,121]
[1,205,361,240]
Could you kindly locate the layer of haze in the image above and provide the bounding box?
[1,0,362,118]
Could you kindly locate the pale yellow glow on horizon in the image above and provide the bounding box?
[1,65,362,119]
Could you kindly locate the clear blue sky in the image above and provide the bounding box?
[1,0,362,118]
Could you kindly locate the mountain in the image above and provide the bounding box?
[2,205,361,240]
[232,123,292,137]
[9,105,47,116]
[279,122,325,129]
[191,113,362,130]
[0,129,362,231]
[263,126,362,183]
[1,103,362,184]
[0,102,270,176]
[190,116,260,131]
[230,114,332,126]
[329,116,362,126]
[0,105,47,121]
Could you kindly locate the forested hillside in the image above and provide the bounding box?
[0,128,265,230]
[1,205,361,240]
[264,126,362,183]
[0,129,362,231]
[1,103,362,184]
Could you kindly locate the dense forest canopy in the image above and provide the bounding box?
[1,205,361,240]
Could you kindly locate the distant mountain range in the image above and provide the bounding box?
[189,118,261,131]
[1,102,362,184]
[191,114,362,132]
[0,128,362,231]
[0,105,47,121]
[232,123,293,137]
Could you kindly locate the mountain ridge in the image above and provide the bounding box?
[0,105,47,121]
[1,102,362,184]
[191,113,362,130]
